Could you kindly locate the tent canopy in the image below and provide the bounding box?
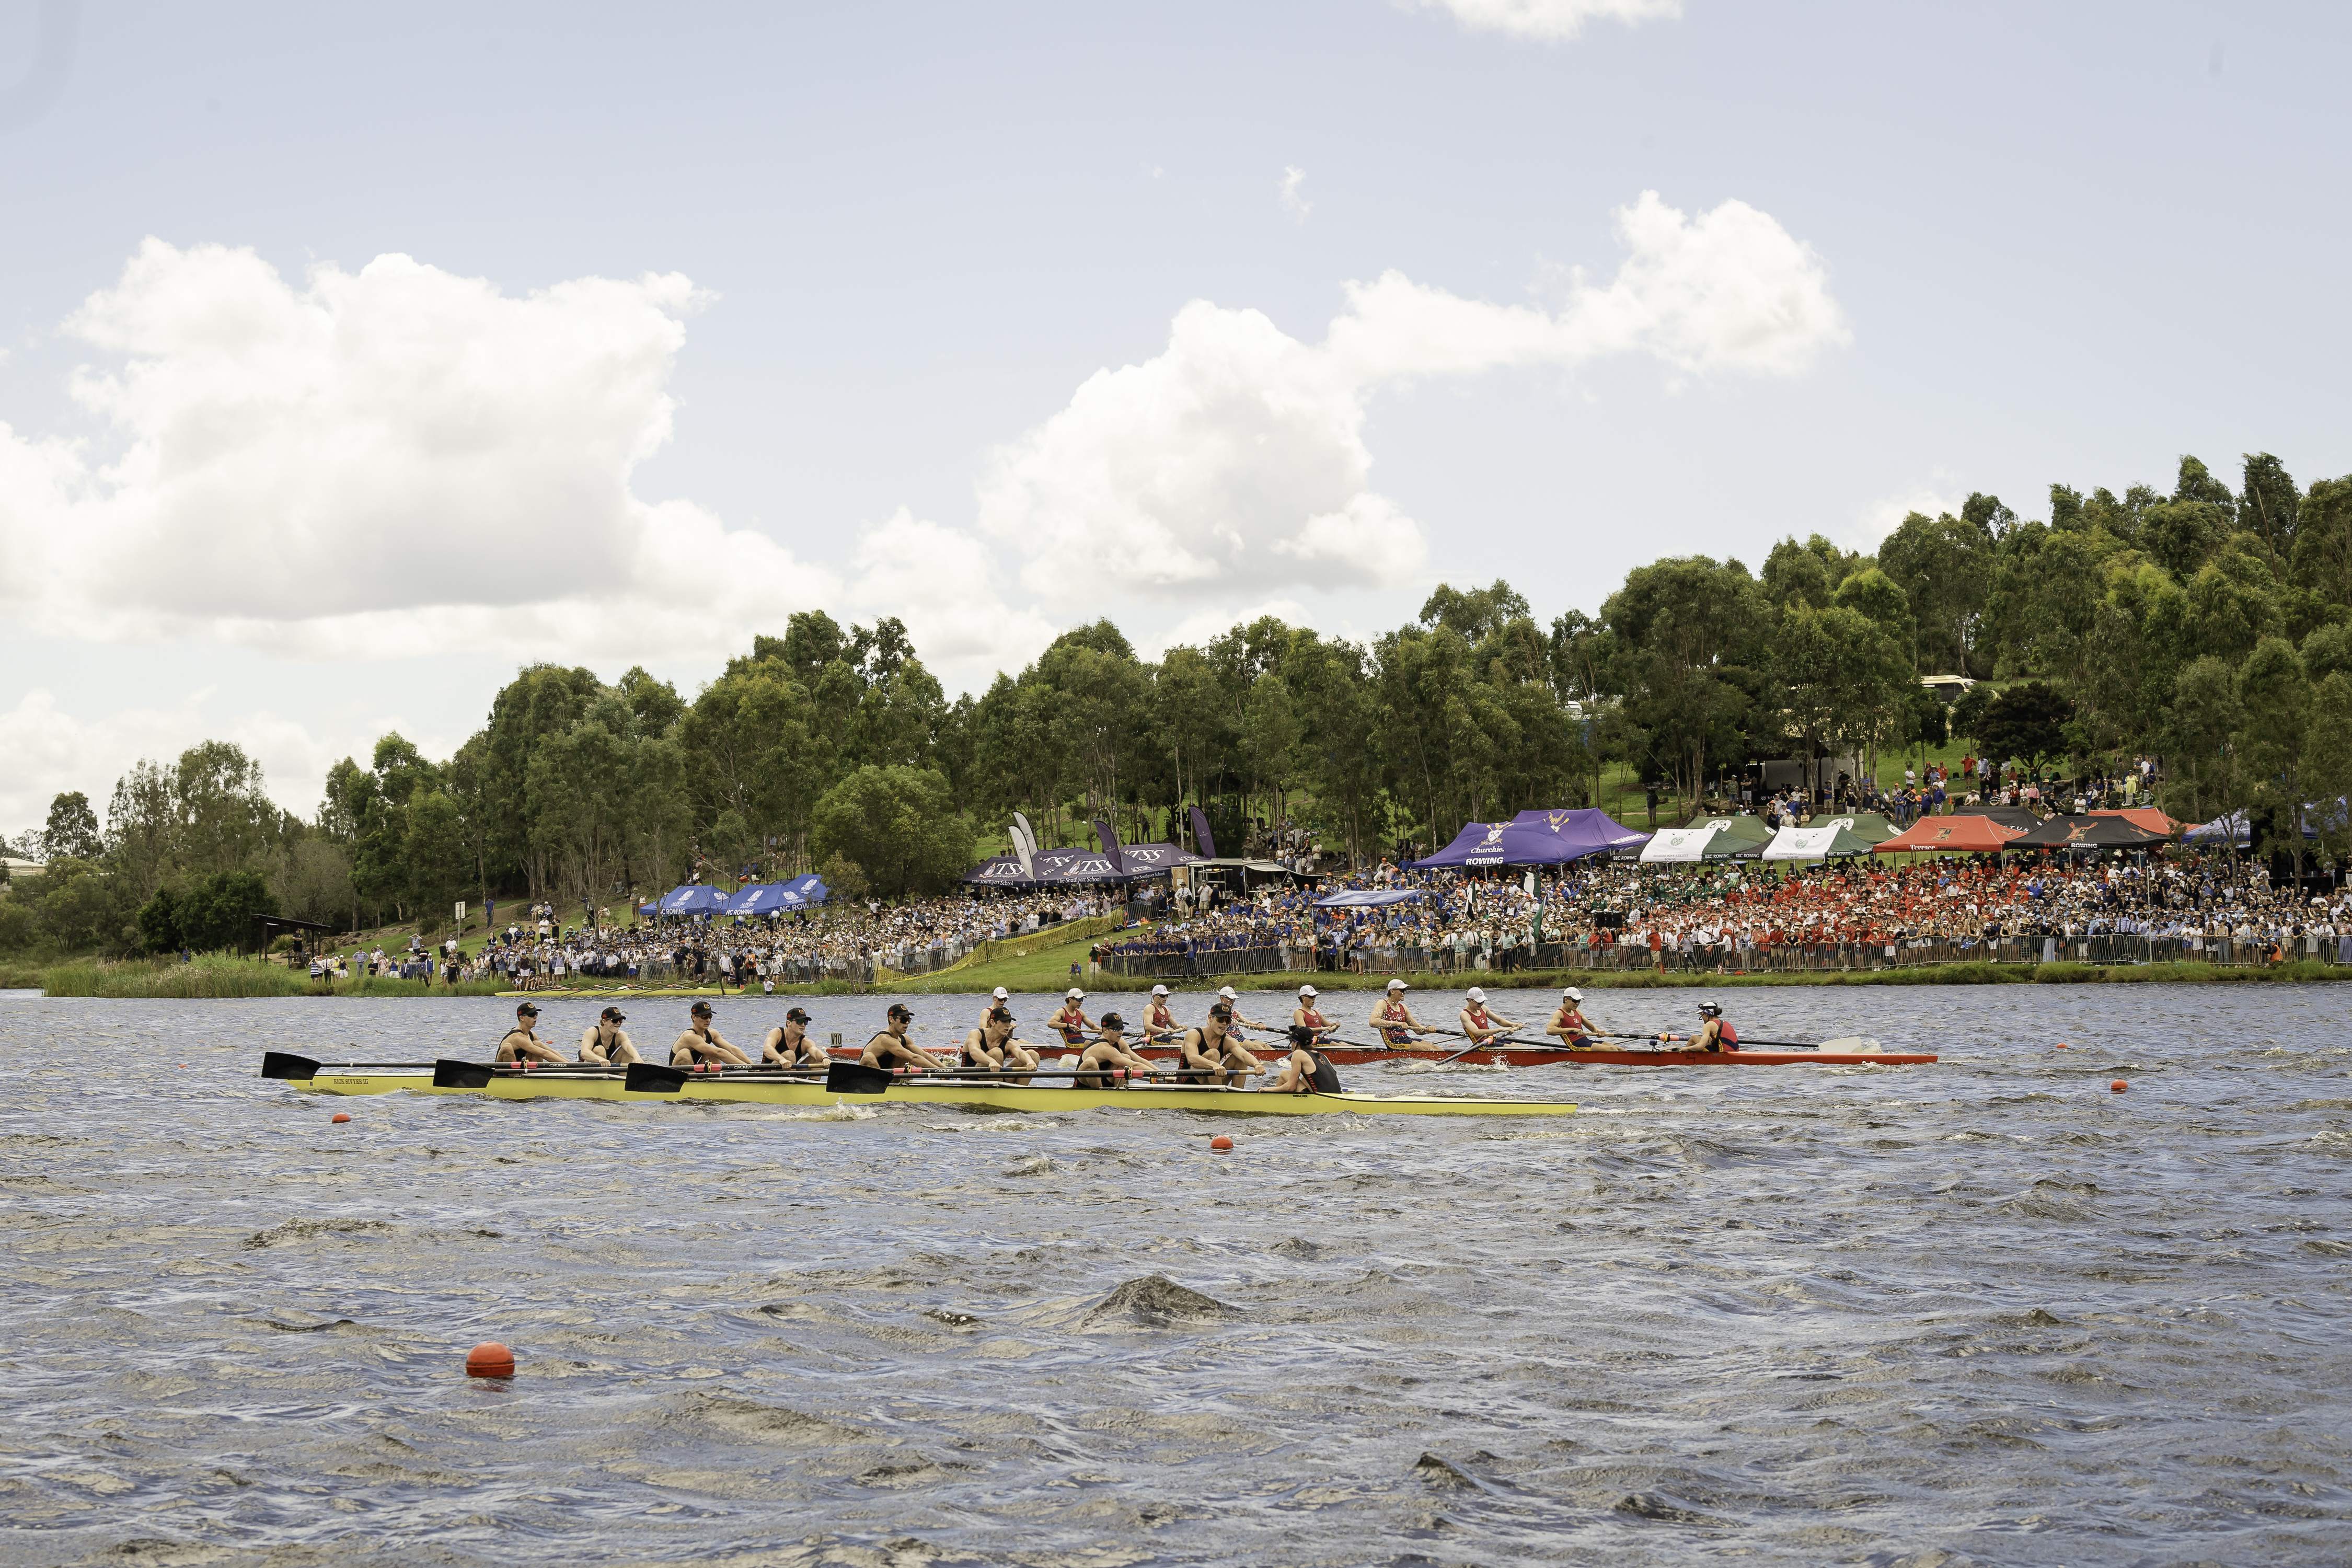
[2092,808,2181,835]
[775,873,830,904]
[722,883,797,915]
[2184,811,2251,845]
[1640,826,1720,863]
[1802,811,1897,844]
[2007,814,2169,849]
[1872,815,2026,853]
[658,884,728,913]
[1761,823,1877,860]
[1693,814,1773,846]
[1413,808,1649,869]
[1950,802,2042,832]
[1315,889,1424,908]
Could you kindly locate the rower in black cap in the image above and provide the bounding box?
[1073,1012,1154,1089]
[496,1002,564,1064]
[671,1000,752,1066]
[761,1007,827,1068]
[861,1002,948,1073]
[579,1006,641,1065]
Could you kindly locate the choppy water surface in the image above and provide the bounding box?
[2,984,2348,1566]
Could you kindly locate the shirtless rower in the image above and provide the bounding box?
[1290,985,1334,1046]
[1457,986,1519,1047]
[1074,1012,1155,1089]
[761,1007,828,1068]
[671,1000,753,1067]
[1368,978,1431,1047]
[579,1006,642,1065]
[1544,987,1599,1051]
[495,1002,566,1064]
[1140,984,1181,1046]
[1263,1024,1345,1095]
[861,1002,948,1073]
[1046,987,1093,1052]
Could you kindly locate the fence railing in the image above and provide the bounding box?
[1100,931,2352,980]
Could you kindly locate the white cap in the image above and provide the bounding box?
[1466,986,1486,1002]
[1298,984,1317,997]
[1564,987,1583,1001]
[1387,978,1407,990]
[1066,987,1085,999]
[1150,984,1169,996]
[1218,986,1238,999]
[991,986,1009,999]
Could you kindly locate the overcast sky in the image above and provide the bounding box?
[2,0,2346,832]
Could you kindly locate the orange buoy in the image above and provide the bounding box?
[1210,1136,1234,1151]
[466,1342,516,1378]
[2110,1079,2127,1092]
[2054,1043,2068,1050]
[330,1112,351,1123]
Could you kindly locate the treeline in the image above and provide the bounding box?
[5,447,2347,956]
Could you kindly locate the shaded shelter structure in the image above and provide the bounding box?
[1951,802,2042,833]
[1873,816,2028,854]
[1761,823,1877,860]
[2006,815,2170,850]
[1413,808,1649,869]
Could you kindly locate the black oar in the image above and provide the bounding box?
[263,1052,442,1079]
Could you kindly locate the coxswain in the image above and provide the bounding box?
[1263,1024,1345,1094]
[1074,1012,1155,1089]
[1659,1002,1738,1053]
[1140,983,1181,1046]
[1457,985,1519,1047]
[861,1002,948,1073]
[671,1000,752,1067]
[1046,987,1093,1051]
[1544,987,1599,1050]
[1368,978,1429,1047]
[495,1001,566,1064]
[579,1006,642,1065]
[760,1006,828,1068]
[1290,984,1333,1045]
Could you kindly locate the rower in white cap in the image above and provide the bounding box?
[978,985,1012,1032]
[1457,986,1519,1048]
[1215,984,1272,1035]
[1368,977,1430,1047]
[1290,984,1333,1045]
[1047,987,1092,1051]
[1545,987,1599,1051]
[1142,983,1180,1046]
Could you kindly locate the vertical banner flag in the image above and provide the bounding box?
[1093,819,1126,878]
[1011,812,1037,881]
[1189,805,1217,861]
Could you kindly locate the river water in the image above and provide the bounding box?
[1,984,2347,1566]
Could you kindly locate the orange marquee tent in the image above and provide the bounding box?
[1872,815,2028,854]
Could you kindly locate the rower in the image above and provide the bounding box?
[1457,985,1519,1047]
[1178,1002,1261,1086]
[1263,1024,1345,1094]
[961,1007,1041,1081]
[760,1007,828,1068]
[1368,978,1428,1047]
[1215,985,1273,1034]
[1140,984,1180,1046]
[1290,985,1333,1045]
[861,1002,948,1073]
[671,1000,752,1067]
[1074,1012,1154,1089]
[979,985,1011,1031]
[495,1002,566,1064]
[1544,987,1598,1051]
[1658,1002,1739,1053]
[1046,987,1092,1052]
[579,1006,642,1065]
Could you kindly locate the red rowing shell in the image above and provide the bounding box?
[1126,1043,1933,1067]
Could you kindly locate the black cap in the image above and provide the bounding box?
[786,1007,810,1023]
[887,1003,913,1020]
[1288,1024,1316,1045]
[516,1002,539,1015]
[601,1006,625,1021]
[1208,1003,1232,1020]
[1100,1013,1125,1032]
[989,1007,1012,1023]
[690,1000,713,1017]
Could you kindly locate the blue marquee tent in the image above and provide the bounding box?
[658,884,728,914]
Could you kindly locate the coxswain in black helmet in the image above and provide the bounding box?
[1265,1023,1343,1094]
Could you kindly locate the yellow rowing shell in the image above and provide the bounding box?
[282,1068,1575,1117]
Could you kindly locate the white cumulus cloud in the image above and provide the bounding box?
[0,240,1050,692]
[1279,166,1312,222]
[1414,0,1681,43]
[979,190,1848,592]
